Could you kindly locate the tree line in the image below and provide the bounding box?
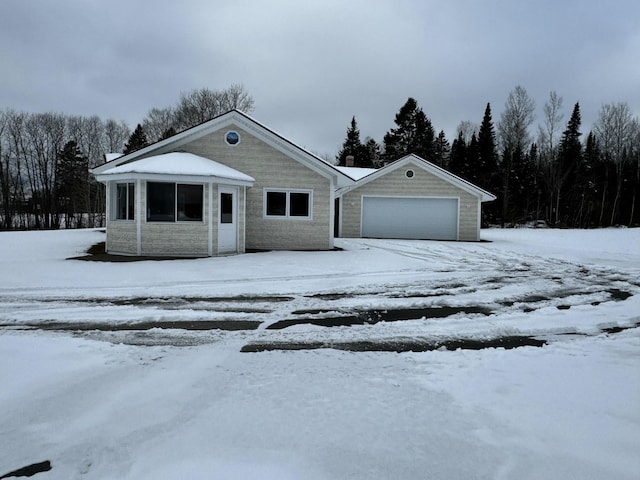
[2,83,638,230]
[337,87,640,228]
[0,85,254,230]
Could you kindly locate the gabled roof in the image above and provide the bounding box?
[336,154,497,202]
[92,109,354,187]
[94,152,254,186]
[334,166,378,181]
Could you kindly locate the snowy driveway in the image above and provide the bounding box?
[0,229,638,350]
[1,228,639,479]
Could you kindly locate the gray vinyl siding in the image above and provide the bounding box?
[181,125,332,250]
[341,165,481,241]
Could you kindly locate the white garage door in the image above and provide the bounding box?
[361,196,458,240]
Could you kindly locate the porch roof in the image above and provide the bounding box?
[94,152,255,185]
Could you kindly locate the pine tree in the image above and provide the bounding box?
[55,141,89,228]
[123,124,149,154]
[160,126,177,140]
[363,137,382,167]
[433,130,450,167]
[477,103,498,190]
[383,98,435,161]
[449,131,467,177]
[336,116,371,167]
[556,103,583,224]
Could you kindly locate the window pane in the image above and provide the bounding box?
[266,191,286,216]
[177,184,203,221]
[220,192,233,223]
[290,192,310,217]
[127,183,135,220]
[116,184,127,219]
[147,182,175,222]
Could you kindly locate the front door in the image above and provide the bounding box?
[218,186,238,253]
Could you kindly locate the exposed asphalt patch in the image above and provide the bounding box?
[601,321,640,334]
[241,336,547,353]
[0,460,52,479]
[243,321,640,353]
[40,295,294,307]
[268,306,493,330]
[33,320,262,331]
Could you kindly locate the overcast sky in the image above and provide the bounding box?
[1,0,639,158]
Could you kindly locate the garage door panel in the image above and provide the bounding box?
[362,197,458,240]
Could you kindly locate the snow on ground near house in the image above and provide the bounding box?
[1,228,639,479]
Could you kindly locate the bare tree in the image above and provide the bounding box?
[142,107,175,143]
[0,110,12,229]
[455,120,479,144]
[103,119,130,155]
[497,85,536,224]
[593,102,634,225]
[173,84,255,131]
[537,91,564,222]
[626,117,640,226]
[498,85,536,152]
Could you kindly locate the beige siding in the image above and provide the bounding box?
[183,126,332,250]
[106,221,137,255]
[341,165,481,241]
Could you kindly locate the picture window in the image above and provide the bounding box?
[147,182,203,222]
[265,189,312,219]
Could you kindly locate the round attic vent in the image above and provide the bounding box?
[405,169,415,178]
[225,131,240,146]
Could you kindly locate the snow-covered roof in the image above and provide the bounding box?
[92,110,354,187]
[105,153,124,162]
[334,166,378,181]
[94,152,255,185]
[337,154,496,202]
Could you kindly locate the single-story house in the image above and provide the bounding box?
[92,110,495,257]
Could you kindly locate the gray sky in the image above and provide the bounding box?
[2,0,639,158]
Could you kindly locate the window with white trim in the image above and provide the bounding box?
[115,182,135,220]
[147,182,203,222]
[264,189,312,219]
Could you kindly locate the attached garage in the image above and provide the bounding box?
[337,154,496,242]
[361,196,459,240]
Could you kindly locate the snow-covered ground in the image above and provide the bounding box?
[1,227,639,479]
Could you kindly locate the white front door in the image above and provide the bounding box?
[218,186,238,253]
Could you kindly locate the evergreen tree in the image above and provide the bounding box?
[383,98,435,161]
[449,131,467,177]
[477,103,498,190]
[55,140,89,228]
[575,132,599,226]
[336,116,371,167]
[160,126,177,140]
[555,103,583,224]
[363,137,382,167]
[467,133,480,184]
[433,130,450,167]
[123,124,149,154]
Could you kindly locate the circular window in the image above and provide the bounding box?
[225,131,240,146]
[405,169,415,178]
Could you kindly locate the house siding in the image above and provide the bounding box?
[181,126,332,250]
[106,221,137,255]
[340,164,481,241]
